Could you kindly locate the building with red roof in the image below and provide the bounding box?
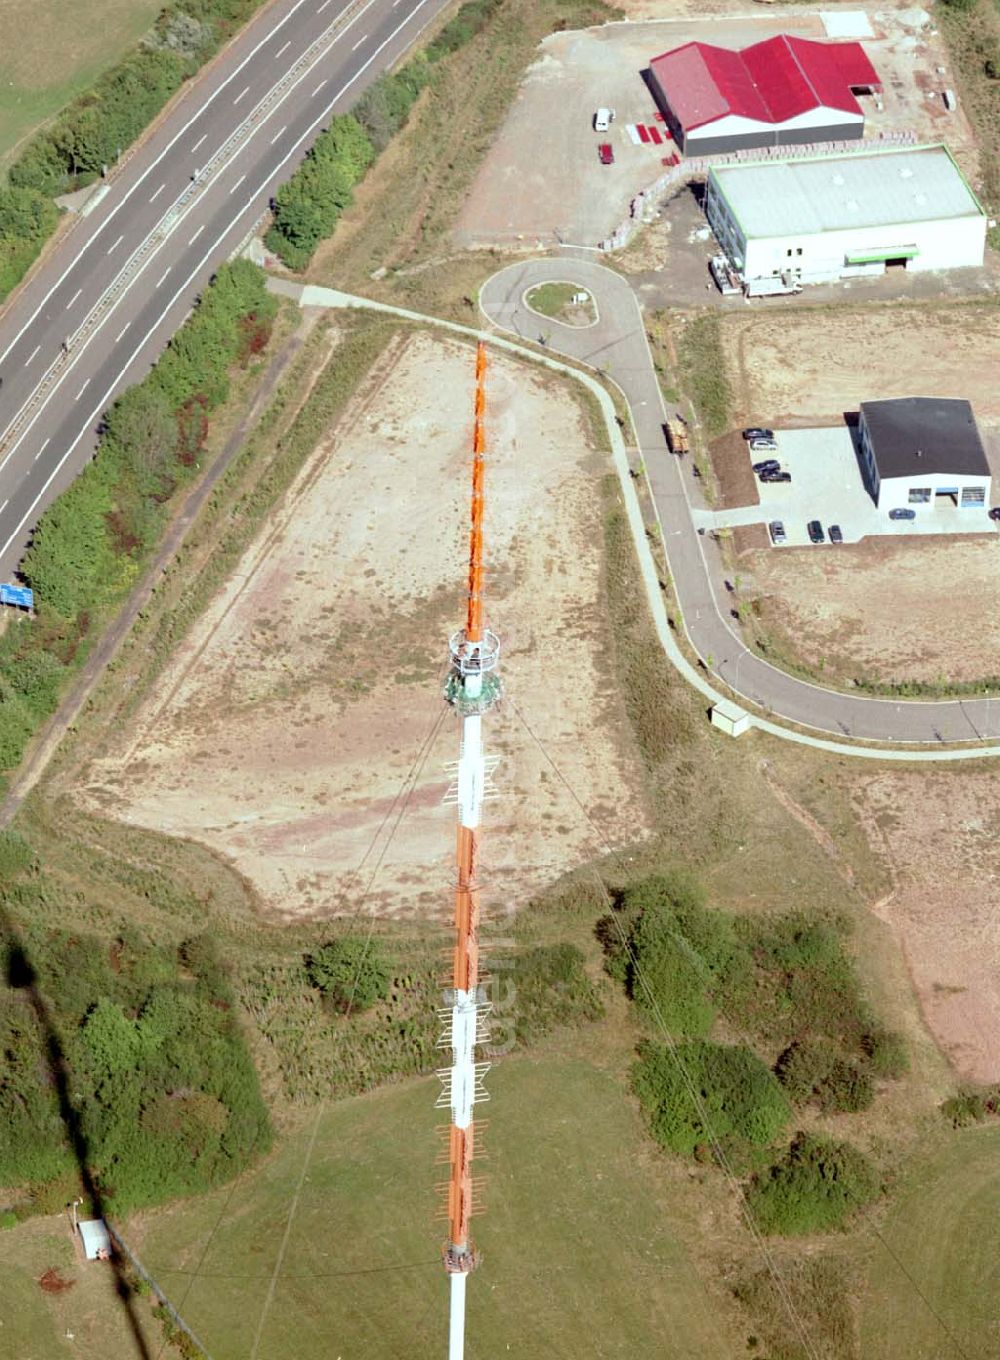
[647,36,880,156]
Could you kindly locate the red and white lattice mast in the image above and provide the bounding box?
[437,343,500,1360]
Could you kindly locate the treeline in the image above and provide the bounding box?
[265,0,504,269]
[0,0,271,299]
[600,873,906,1235]
[0,832,270,1216]
[0,259,275,772]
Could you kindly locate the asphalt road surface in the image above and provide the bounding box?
[0,0,449,579]
[480,258,1000,746]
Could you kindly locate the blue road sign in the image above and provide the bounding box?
[0,584,33,609]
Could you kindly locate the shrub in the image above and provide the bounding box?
[266,115,375,268]
[511,942,603,1044]
[775,1040,873,1113]
[633,1040,791,1158]
[306,937,390,1012]
[861,1027,909,1078]
[747,1132,880,1234]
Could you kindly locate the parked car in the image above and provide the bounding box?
[989,507,1000,521]
[594,107,615,132]
[769,520,786,545]
[888,507,916,521]
[760,471,791,484]
[752,459,780,475]
[598,143,614,165]
[742,427,774,441]
[807,520,825,543]
[749,438,779,453]
[828,524,844,543]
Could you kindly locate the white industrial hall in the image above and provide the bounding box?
[705,145,987,292]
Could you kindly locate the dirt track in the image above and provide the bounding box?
[80,332,646,921]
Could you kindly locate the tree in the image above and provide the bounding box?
[103,383,180,493]
[747,1133,881,1234]
[306,937,390,1012]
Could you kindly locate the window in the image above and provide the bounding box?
[961,486,986,507]
[908,488,931,503]
[796,247,803,256]
[786,248,793,257]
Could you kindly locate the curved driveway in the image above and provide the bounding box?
[480,258,1000,746]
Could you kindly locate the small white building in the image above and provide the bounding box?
[706,145,986,291]
[858,397,990,514]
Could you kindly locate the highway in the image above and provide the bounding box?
[480,258,1000,747]
[0,0,449,579]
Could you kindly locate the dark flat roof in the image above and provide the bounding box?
[860,397,989,480]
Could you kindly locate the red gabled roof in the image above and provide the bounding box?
[649,35,879,131]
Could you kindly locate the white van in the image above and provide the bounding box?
[594,108,615,132]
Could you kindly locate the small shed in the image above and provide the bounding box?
[79,1218,113,1261]
[711,700,751,738]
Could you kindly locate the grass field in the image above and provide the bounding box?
[0,0,162,169]
[860,1125,1000,1359]
[129,1051,743,1360]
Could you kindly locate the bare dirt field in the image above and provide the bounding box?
[856,768,1000,1083]
[742,535,1000,685]
[79,332,646,922]
[455,7,979,250]
[719,302,1000,432]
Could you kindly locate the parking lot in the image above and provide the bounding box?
[692,427,1000,547]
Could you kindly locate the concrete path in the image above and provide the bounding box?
[278,277,1000,760]
[478,258,1000,748]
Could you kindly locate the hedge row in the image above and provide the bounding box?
[265,0,503,269]
[0,259,276,773]
[0,1,272,300]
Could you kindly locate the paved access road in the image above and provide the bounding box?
[0,0,449,580]
[480,258,1000,745]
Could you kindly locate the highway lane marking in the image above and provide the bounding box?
[233,84,250,104]
[34,438,50,462]
[106,234,124,255]
[24,345,40,366]
[0,0,420,540]
[270,125,287,144]
[155,267,171,288]
[115,323,131,342]
[312,80,326,96]
[229,174,247,195]
[352,34,368,49]
[150,183,166,203]
[275,40,291,58]
[0,501,8,516]
[317,0,333,9]
[189,224,205,245]
[75,379,90,401]
[192,133,208,153]
[0,0,317,370]
[66,288,83,309]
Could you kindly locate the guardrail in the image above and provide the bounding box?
[0,0,371,467]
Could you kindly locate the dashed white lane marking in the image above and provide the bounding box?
[312,80,326,96]
[234,84,250,104]
[115,323,131,343]
[189,224,205,245]
[156,267,171,288]
[270,125,287,144]
[150,184,166,203]
[0,500,8,516]
[24,345,40,366]
[230,174,247,195]
[275,39,291,58]
[106,234,124,255]
[192,133,208,153]
[75,379,90,401]
[35,438,50,462]
[66,288,82,308]
[352,33,367,49]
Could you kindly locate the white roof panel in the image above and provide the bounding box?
[711,146,983,238]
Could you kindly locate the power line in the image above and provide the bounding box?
[158,696,450,1360]
[509,697,823,1360]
